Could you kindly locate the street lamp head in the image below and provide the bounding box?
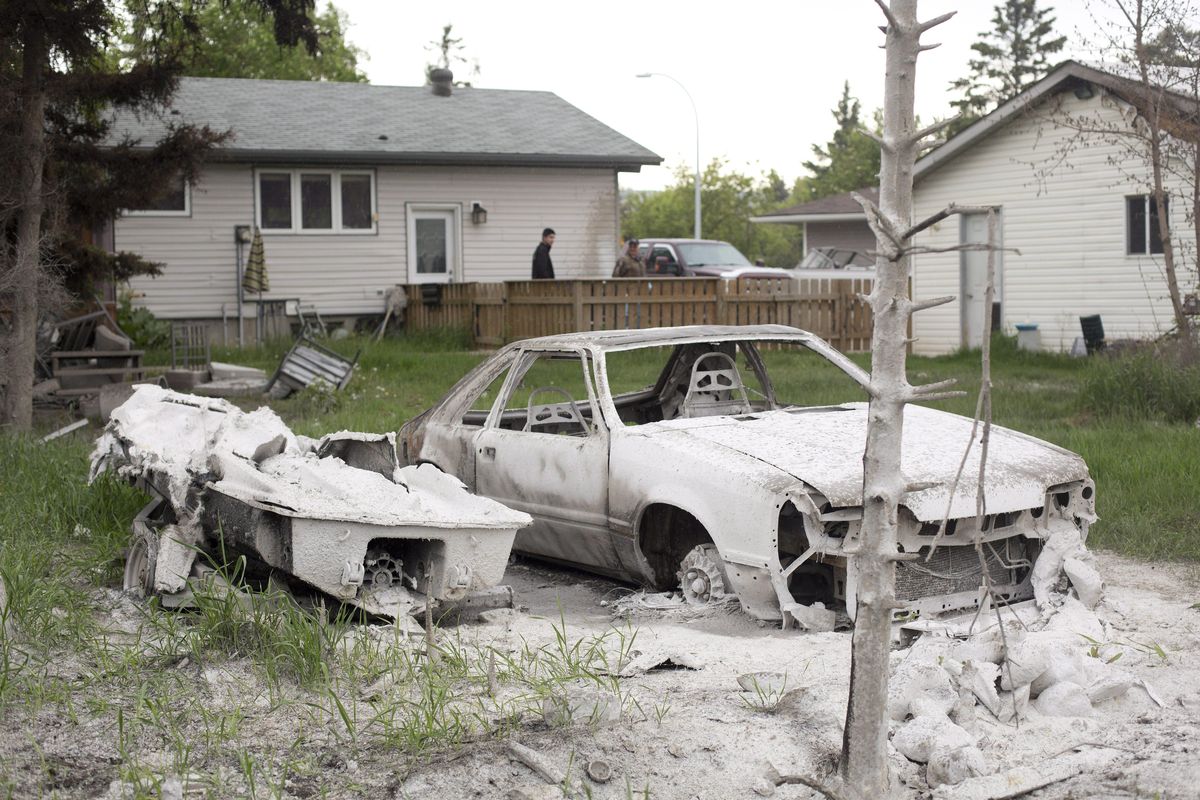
[635,73,652,78]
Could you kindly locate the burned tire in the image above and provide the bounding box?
[124,528,159,598]
[678,544,729,605]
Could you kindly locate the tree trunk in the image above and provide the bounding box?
[840,1,924,796]
[1132,0,1192,340]
[3,22,48,431]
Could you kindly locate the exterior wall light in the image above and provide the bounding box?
[471,202,488,224]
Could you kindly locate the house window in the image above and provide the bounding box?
[255,169,376,234]
[1126,194,1168,255]
[125,174,190,216]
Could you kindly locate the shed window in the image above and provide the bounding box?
[255,169,376,234]
[1127,194,1168,255]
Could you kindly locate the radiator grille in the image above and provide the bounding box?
[896,538,1030,601]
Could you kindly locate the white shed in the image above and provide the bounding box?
[911,61,1196,355]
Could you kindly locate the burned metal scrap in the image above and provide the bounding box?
[90,385,531,617]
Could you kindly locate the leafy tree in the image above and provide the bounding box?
[425,23,479,86]
[622,160,804,267]
[949,0,1067,130]
[119,1,366,82]
[0,0,319,429]
[800,82,881,200]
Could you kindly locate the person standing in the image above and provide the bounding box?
[531,228,556,279]
[612,238,645,277]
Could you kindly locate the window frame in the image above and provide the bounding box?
[124,175,191,217]
[253,168,377,235]
[490,348,605,438]
[1126,193,1168,256]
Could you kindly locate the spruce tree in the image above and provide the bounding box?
[949,0,1067,130]
[801,82,881,200]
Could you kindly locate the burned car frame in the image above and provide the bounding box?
[399,325,1097,627]
[92,386,530,618]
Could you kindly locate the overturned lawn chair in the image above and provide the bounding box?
[266,335,359,397]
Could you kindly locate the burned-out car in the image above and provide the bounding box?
[91,386,530,617]
[399,325,1097,627]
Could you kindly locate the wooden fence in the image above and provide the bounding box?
[404,276,879,352]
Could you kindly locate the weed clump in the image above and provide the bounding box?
[1079,342,1200,423]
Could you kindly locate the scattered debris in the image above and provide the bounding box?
[39,418,87,443]
[613,649,703,676]
[266,335,358,398]
[90,385,530,618]
[584,759,611,783]
[930,747,1123,800]
[541,684,622,727]
[507,741,571,792]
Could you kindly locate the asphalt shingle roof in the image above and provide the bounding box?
[111,77,661,169]
[757,188,876,218]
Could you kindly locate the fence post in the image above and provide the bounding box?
[500,282,510,345]
[573,281,584,332]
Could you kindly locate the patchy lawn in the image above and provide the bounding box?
[0,330,1196,797]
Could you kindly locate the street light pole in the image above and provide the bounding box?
[637,72,701,239]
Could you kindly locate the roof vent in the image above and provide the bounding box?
[430,68,453,97]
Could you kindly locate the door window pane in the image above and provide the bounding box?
[259,173,292,229]
[415,218,448,274]
[341,174,372,229]
[503,352,595,435]
[300,173,332,229]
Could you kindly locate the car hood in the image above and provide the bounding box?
[642,403,1088,521]
[690,265,795,279]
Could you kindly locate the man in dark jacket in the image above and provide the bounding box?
[532,228,556,279]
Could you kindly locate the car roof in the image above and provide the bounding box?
[641,239,734,245]
[509,324,817,352]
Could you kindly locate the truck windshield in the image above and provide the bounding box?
[676,242,751,267]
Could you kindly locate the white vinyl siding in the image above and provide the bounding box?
[116,164,619,318]
[911,90,1193,355]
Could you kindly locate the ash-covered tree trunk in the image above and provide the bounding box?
[3,21,48,431]
[1126,0,1193,339]
[839,1,954,796]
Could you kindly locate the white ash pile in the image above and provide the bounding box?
[887,529,1142,792]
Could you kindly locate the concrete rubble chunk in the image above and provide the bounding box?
[1081,661,1135,704]
[892,714,975,763]
[959,661,1002,718]
[999,638,1050,691]
[1031,527,1087,609]
[1063,557,1104,609]
[889,658,954,721]
[927,744,989,788]
[1035,681,1094,717]
[931,747,1121,800]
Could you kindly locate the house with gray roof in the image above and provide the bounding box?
[112,73,660,329]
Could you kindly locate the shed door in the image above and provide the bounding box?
[407,206,459,284]
[960,211,1003,349]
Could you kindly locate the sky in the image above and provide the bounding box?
[332,1,1110,192]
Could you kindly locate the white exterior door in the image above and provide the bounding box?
[960,212,1002,348]
[407,205,460,284]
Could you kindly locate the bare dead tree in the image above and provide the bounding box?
[829,2,958,797]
